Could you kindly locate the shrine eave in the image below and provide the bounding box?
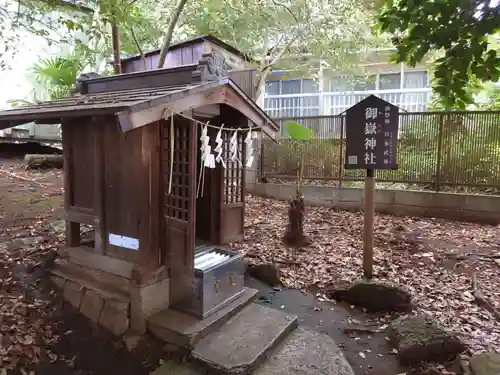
[0,78,279,140]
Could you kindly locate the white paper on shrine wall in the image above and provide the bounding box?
[108,233,139,251]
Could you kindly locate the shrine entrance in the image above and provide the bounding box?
[162,107,247,307]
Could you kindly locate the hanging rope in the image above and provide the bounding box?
[168,113,174,194]
[174,111,257,132]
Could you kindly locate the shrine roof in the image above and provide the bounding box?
[0,78,279,139]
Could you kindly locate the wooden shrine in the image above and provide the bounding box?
[0,52,279,334]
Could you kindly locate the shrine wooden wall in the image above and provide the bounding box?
[62,117,162,276]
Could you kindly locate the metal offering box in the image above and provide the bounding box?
[178,246,245,319]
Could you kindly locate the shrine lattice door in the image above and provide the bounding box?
[163,117,197,305]
[220,132,245,244]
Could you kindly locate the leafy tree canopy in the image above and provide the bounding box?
[376,0,500,109]
[178,0,380,93]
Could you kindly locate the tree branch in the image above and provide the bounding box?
[261,32,300,72]
[156,0,189,69]
[270,0,298,23]
[129,27,147,70]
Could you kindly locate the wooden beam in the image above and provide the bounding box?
[61,123,73,208]
[93,119,106,255]
[220,87,277,139]
[118,87,224,131]
[81,64,198,94]
[64,207,95,225]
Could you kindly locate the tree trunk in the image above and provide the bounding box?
[283,193,312,247]
[111,22,122,74]
[25,154,64,170]
[156,0,189,69]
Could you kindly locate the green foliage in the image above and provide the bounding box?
[285,121,315,141]
[7,52,84,107]
[376,0,500,109]
[30,54,84,99]
[178,0,380,94]
[262,113,500,189]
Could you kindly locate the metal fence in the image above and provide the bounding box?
[260,111,500,191]
[264,88,433,118]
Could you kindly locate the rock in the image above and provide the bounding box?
[469,352,500,375]
[63,281,84,309]
[329,279,411,312]
[50,275,66,290]
[50,220,66,234]
[80,289,104,323]
[407,365,442,375]
[389,315,466,366]
[122,330,143,352]
[246,263,281,286]
[99,299,129,336]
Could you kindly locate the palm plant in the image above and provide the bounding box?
[30,54,85,100]
[7,53,85,108]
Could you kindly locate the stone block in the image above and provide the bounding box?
[122,329,143,352]
[334,187,362,203]
[192,303,298,374]
[63,281,84,309]
[50,275,66,290]
[254,328,354,375]
[80,289,104,323]
[470,352,500,375]
[99,299,129,336]
[130,276,170,333]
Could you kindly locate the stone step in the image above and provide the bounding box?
[190,303,298,375]
[147,287,258,349]
[254,327,355,375]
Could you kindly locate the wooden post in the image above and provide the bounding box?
[363,168,375,279]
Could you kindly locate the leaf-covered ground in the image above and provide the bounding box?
[237,195,500,354]
[0,159,165,375]
[1,154,499,374]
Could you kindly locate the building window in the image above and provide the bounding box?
[264,79,320,118]
[354,75,376,91]
[404,71,428,89]
[379,73,401,90]
[329,75,376,92]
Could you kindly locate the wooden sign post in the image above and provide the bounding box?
[344,95,399,279]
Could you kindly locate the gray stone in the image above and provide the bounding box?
[470,352,500,375]
[50,220,66,233]
[191,303,297,374]
[254,327,354,375]
[246,263,281,286]
[389,315,466,365]
[148,287,258,349]
[50,275,66,290]
[122,330,143,352]
[63,281,84,309]
[163,343,183,355]
[151,360,202,375]
[99,299,129,336]
[80,289,104,323]
[329,279,411,312]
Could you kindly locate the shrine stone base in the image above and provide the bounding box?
[50,256,171,337]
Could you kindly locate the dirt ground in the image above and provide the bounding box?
[0,157,166,375]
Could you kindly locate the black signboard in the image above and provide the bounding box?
[344,95,399,170]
